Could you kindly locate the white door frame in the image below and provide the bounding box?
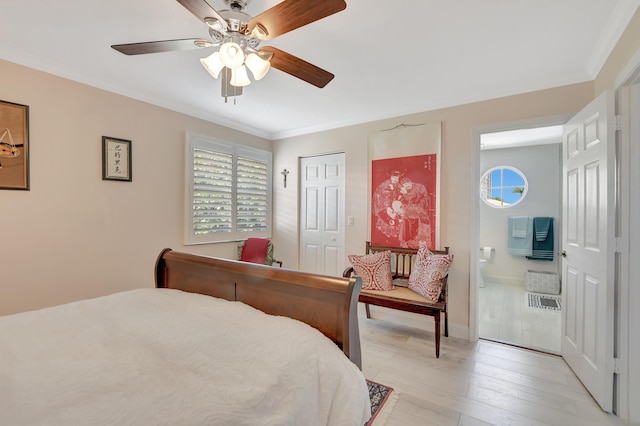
[469,114,571,342]
[612,49,640,422]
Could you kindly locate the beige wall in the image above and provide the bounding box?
[272,82,594,334]
[0,59,271,316]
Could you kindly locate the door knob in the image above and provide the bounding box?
[561,250,567,258]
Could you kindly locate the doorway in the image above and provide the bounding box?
[476,126,563,353]
[468,73,637,423]
[472,93,620,413]
[470,115,569,354]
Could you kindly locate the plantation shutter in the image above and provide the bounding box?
[185,135,272,244]
[192,146,233,235]
[236,153,269,233]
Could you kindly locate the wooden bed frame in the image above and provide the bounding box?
[155,248,364,368]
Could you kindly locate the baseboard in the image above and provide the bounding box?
[357,303,469,339]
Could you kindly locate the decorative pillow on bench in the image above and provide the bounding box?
[408,245,453,301]
[348,250,394,290]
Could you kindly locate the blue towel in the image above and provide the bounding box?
[527,217,554,261]
[534,216,551,242]
[508,217,533,256]
[511,216,530,238]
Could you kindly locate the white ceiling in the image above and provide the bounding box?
[1,0,638,140]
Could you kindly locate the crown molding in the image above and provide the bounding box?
[586,0,640,78]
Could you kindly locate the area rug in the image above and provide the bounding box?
[527,292,562,311]
[366,379,398,425]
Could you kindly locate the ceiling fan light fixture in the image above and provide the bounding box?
[245,53,270,80]
[204,17,222,30]
[230,65,251,87]
[250,23,269,40]
[219,42,245,69]
[200,51,224,79]
[114,0,347,102]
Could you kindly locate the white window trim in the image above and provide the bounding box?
[480,165,529,209]
[184,132,272,245]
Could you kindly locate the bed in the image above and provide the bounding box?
[0,248,371,425]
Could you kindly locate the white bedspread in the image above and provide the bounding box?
[0,288,371,425]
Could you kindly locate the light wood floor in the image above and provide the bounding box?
[478,281,561,354]
[359,306,624,426]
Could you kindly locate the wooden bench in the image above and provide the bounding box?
[343,242,451,358]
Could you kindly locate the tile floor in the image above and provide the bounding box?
[478,281,561,354]
[360,304,623,425]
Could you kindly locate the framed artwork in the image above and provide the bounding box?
[102,136,132,182]
[368,122,441,250]
[0,100,30,190]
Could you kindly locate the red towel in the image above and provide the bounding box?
[240,238,270,264]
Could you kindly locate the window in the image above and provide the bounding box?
[185,134,272,244]
[480,166,528,208]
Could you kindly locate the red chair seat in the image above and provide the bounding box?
[240,238,270,264]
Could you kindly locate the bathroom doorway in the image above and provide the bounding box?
[475,121,565,354]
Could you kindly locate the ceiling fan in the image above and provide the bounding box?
[111,0,347,100]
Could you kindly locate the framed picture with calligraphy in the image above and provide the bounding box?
[102,136,132,182]
[368,122,441,250]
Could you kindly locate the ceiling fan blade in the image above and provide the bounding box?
[247,0,346,41]
[260,46,334,88]
[176,0,228,30]
[111,39,212,55]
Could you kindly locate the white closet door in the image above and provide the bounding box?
[299,153,345,276]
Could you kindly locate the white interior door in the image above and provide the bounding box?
[299,153,345,276]
[561,90,616,412]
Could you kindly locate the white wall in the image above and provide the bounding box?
[479,144,561,286]
[0,59,271,316]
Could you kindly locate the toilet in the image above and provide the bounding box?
[478,258,487,288]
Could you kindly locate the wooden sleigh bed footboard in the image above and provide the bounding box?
[155,248,364,368]
[1,249,371,425]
